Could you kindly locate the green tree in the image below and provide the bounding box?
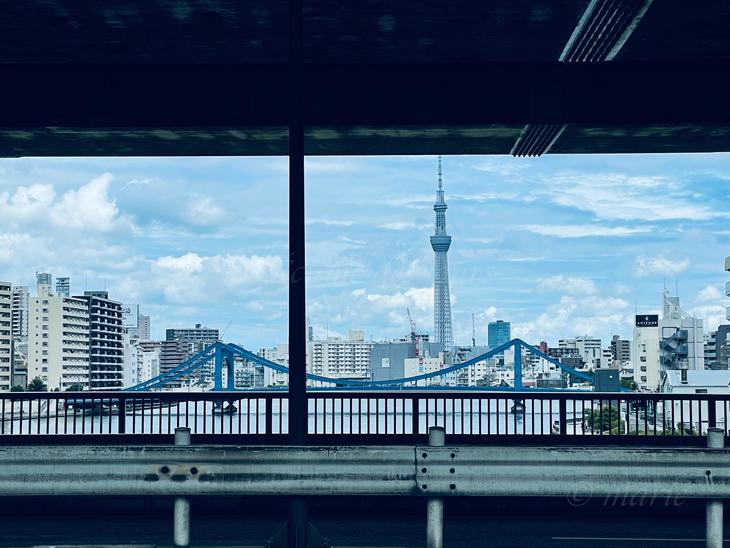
[10,384,24,392]
[27,377,48,392]
[584,403,624,434]
[65,383,84,391]
[620,378,638,391]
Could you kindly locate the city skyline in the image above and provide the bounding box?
[0,154,728,350]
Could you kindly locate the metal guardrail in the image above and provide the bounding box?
[1,442,729,498]
[1,390,728,445]
[1,429,728,548]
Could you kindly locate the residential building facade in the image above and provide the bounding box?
[28,278,90,390]
[0,282,12,391]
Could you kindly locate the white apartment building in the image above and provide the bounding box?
[0,282,12,391]
[10,285,29,387]
[559,336,603,369]
[404,354,452,386]
[259,343,289,387]
[659,294,704,372]
[633,313,660,391]
[307,330,373,380]
[122,330,140,387]
[137,340,162,385]
[28,280,90,390]
[10,286,28,338]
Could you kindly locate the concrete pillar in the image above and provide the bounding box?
[174,427,191,547]
[427,426,445,548]
[707,427,724,548]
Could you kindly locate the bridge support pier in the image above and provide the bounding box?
[173,427,191,547]
[426,426,445,548]
[706,428,724,548]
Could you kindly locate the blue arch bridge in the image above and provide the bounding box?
[126,338,593,392]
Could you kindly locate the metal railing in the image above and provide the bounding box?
[0,390,727,444]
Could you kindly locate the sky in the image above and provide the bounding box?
[0,154,728,350]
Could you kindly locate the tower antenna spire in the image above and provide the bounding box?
[431,155,453,352]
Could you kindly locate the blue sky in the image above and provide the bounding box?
[0,154,728,350]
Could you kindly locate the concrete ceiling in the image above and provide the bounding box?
[1,1,729,156]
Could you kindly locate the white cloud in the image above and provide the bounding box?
[690,304,725,332]
[155,253,205,273]
[697,285,722,302]
[0,233,32,262]
[523,224,651,238]
[633,254,690,277]
[152,252,286,304]
[378,221,431,231]
[512,291,632,344]
[0,183,55,220]
[50,173,119,230]
[307,218,356,227]
[186,196,224,226]
[364,287,433,311]
[542,172,726,222]
[478,306,498,323]
[538,276,597,295]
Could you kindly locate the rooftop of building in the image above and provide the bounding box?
[664,369,730,388]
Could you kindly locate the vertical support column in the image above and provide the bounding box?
[426,426,445,548]
[225,349,235,391]
[513,340,522,391]
[173,427,191,547]
[213,343,223,392]
[288,0,308,545]
[707,427,724,548]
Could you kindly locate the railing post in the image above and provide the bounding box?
[707,428,724,548]
[426,426,445,548]
[117,395,126,434]
[412,397,420,436]
[708,399,717,429]
[265,396,273,435]
[558,398,567,436]
[173,427,191,547]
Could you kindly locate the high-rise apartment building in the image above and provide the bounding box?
[55,277,70,297]
[166,324,219,353]
[259,343,289,387]
[159,339,189,378]
[308,330,373,380]
[76,291,124,390]
[0,282,12,391]
[10,285,29,387]
[138,314,151,340]
[705,326,730,370]
[611,335,631,367]
[633,313,660,390]
[28,278,90,390]
[10,286,28,338]
[559,336,603,369]
[659,293,704,372]
[137,340,162,384]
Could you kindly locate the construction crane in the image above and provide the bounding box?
[406,308,416,340]
[407,308,420,357]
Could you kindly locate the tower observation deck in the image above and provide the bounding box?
[431,156,453,353]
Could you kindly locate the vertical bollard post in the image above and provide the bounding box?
[174,427,192,547]
[427,426,445,548]
[707,427,724,548]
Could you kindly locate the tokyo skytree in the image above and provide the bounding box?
[430,156,453,352]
